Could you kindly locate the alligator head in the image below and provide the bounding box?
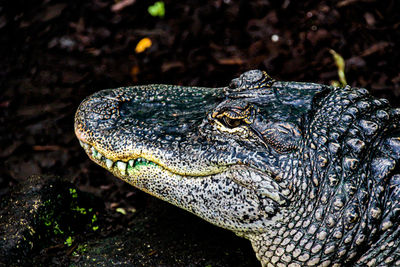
[75,70,400,266]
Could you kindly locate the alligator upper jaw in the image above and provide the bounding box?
[74,84,235,177]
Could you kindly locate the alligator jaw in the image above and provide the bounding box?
[75,127,229,178]
[76,135,228,179]
[78,139,159,177]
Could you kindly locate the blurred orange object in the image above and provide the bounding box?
[135,38,152,53]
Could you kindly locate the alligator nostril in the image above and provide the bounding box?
[229,79,239,89]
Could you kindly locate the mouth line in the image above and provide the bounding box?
[77,139,274,181]
[78,139,232,178]
[78,140,161,176]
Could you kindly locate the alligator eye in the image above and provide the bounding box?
[223,117,242,128]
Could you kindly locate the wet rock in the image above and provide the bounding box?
[0,175,103,266]
[0,175,257,266]
[70,198,259,267]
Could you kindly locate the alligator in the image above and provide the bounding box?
[75,70,400,266]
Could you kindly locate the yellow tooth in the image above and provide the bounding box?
[117,161,127,175]
[106,159,113,169]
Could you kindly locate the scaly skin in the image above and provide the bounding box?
[75,70,400,266]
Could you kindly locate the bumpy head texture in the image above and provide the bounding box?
[75,70,400,266]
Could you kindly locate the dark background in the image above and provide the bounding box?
[1,0,399,265]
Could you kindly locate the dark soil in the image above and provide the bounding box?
[1,0,400,266]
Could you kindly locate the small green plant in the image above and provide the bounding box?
[69,188,78,199]
[148,1,165,18]
[64,236,73,247]
[73,243,88,256]
[91,214,99,231]
[329,49,347,87]
[77,244,88,253]
[116,207,127,215]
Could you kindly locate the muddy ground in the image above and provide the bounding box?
[1,0,399,266]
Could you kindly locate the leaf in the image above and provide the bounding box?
[330,49,347,86]
[116,207,127,215]
[148,1,165,18]
[135,38,152,53]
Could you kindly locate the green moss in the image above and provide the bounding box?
[77,244,88,253]
[43,219,52,227]
[72,243,89,257]
[91,214,99,231]
[53,221,64,235]
[71,206,87,214]
[69,188,78,199]
[148,1,165,18]
[64,236,73,247]
[91,214,97,223]
[35,182,101,253]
